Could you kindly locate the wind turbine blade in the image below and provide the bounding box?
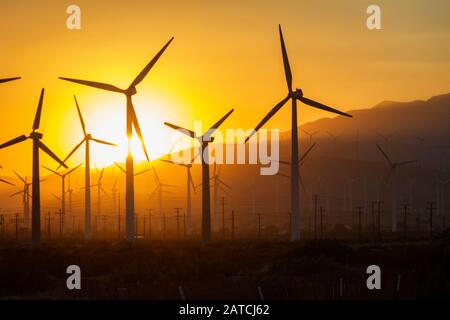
[33,89,45,131]
[73,95,87,136]
[42,165,61,177]
[99,168,105,183]
[218,178,232,190]
[160,159,188,167]
[38,141,68,169]
[13,171,26,183]
[129,37,174,88]
[277,172,290,179]
[279,25,292,92]
[58,138,85,170]
[67,163,82,175]
[397,160,417,167]
[129,103,150,161]
[152,167,160,184]
[188,169,196,194]
[52,193,61,200]
[59,77,124,93]
[299,174,307,193]
[245,96,290,143]
[91,138,116,146]
[0,178,15,187]
[299,97,352,118]
[0,135,28,149]
[10,191,23,197]
[160,183,178,188]
[101,186,111,199]
[114,162,126,174]
[203,109,234,141]
[299,143,316,163]
[0,77,21,84]
[164,122,196,139]
[135,168,152,176]
[149,187,158,200]
[376,143,393,167]
[277,160,291,166]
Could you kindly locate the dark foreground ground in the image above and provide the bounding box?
[0,232,449,300]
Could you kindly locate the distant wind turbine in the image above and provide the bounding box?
[302,129,320,145]
[60,96,116,239]
[149,167,177,236]
[277,143,316,194]
[60,37,174,242]
[0,89,68,245]
[160,159,196,236]
[245,25,352,241]
[376,143,416,232]
[43,164,81,234]
[165,108,234,244]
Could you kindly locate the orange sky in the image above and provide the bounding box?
[0,0,449,174]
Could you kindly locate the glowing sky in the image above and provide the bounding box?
[0,0,449,173]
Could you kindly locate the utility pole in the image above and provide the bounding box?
[175,208,182,242]
[313,195,319,240]
[0,214,5,240]
[356,206,363,242]
[377,201,383,242]
[148,208,153,240]
[319,206,324,239]
[231,210,235,240]
[117,192,121,239]
[55,209,64,238]
[46,212,53,240]
[371,201,376,241]
[402,203,409,238]
[72,215,77,235]
[221,197,226,238]
[256,213,263,239]
[10,213,21,241]
[427,201,435,239]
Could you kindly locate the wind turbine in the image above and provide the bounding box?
[245,25,352,241]
[0,89,68,245]
[376,143,416,232]
[0,77,21,84]
[60,96,116,239]
[277,143,316,194]
[302,129,320,145]
[160,159,196,236]
[149,167,177,237]
[43,164,81,234]
[60,37,174,242]
[326,131,342,155]
[211,164,232,233]
[165,108,234,244]
[91,168,111,219]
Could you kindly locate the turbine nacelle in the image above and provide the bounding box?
[290,88,303,99]
[125,86,137,96]
[29,132,43,140]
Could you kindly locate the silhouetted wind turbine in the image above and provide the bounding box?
[376,143,416,232]
[160,159,196,236]
[60,37,174,242]
[165,108,234,244]
[302,129,320,145]
[245,25,352,241]
[326,131,342,155]
[60,96,116,239]
[43,164,81,234]
[0,89,68,245]
[91,168,111,220]
[11,172,32,228]
[278,143,316,194]
[0,77,21,84]
[149,167,177,235]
